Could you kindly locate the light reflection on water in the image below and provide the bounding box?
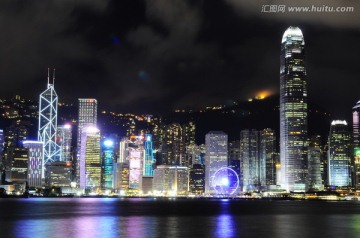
[1,199,360,238]
[216,215,235,238]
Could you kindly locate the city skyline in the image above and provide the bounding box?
[1,1,360,237]
[0,1,358,117]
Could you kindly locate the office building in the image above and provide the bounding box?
[101,139,115,190]
[113,162,129,194]
[260,129,276,187]
[189,164,205,195]
[240,129,259,191]
[161,123,184,165]
[328,120,352,187]
[45,161,72,187]
[205,131,228,194]
[280,26,308,192]
[76,98,97,184]
[23,141,43,187]
[38,69,61,165]
[7,147,28,183]
[307,147,323,190]
[143,134,155,176]
[127,136,144,191]
[153,165,189,195]
[79,126,101,190]
[57,124,72,162]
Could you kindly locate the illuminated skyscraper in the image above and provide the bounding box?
[79,126,101,189]
[23,141,43,186]
[127,136,144,191]
[57,124,72,162]
[205,131,228,194]
[328,120,352,187]
[280,26,308,192]
[101,139,115,190]
[161,123,184,165]
[260,129,276,187]
[38,69,61,166]
[143,134,155,176]
[240,129,259,191]
[118,137,127,163]
[113,162,129,194]
[307,147,323,190]
[76,98,97,184]
[353,101,360,189]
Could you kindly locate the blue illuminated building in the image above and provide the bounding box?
[101,139,115,189]
[328,120,352,187]
[143,134,155,176]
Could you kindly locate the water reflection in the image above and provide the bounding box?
[215,215,235,238]
[4,199,360,238]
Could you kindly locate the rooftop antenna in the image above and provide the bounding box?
[47,68,50,86]
[52,68,56,85]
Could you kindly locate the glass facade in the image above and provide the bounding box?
[79,127,101,190]
[260,129,276,187]
[77,98,97,185]
[205,131,228,195]
[101,140,115,190]
[56,124,72,162]
[161,123,184,165]
[328,120,352,187]
[280,26,308,192]
[240,129,259,191]
[127,136,144,190]
[143,134,155,176]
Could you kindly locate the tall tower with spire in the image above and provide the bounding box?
[280,26,308,192]
[38,68,61,169]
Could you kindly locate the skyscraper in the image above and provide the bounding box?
[127,136,144,191]
[353,101,360,189]
[23,141,43,186]
[260,129,276,187]
[240,129,259,191]
[57,124,72,162]
[76,98,97,185]
[205,131,228,195]
[79,126,101,189]
[161,123,184,165]
[328,120,352,187]
[280,26,308,192]
[307,147,323,190]
[101,139,115,190]
[143,134,155,176]
[38,69,61,166]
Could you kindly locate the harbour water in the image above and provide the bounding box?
[1,198,360,238]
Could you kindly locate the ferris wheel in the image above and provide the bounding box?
[212,167,240,195]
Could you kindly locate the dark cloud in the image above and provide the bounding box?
[0,0,358,117]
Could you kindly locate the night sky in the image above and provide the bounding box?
[0,0,359,118]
